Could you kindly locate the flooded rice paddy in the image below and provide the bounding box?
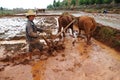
[0,11,120,80]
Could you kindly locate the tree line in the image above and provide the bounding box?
[0,7,27,16]
[47,0,120,9]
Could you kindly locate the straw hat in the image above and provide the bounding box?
[26,10,36,16]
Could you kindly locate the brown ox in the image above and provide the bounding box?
[74,16,97,45]
[36,9,45,14]
[58,12,74,38]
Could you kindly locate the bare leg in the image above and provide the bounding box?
[28,44,34,60]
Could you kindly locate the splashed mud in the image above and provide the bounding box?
[0,11,120,80]
[0,36,120,80]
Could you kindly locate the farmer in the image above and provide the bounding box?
[25,10,45,59]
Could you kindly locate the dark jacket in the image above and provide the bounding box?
[26,20,43,43]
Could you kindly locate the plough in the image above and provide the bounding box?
[0,19,75,63]
[41,19,75,54]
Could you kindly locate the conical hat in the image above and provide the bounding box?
[26,10,36,16]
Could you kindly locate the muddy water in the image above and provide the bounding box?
[72,12,120,30]
[30,37,120,80]
[0,11,120,80]
[93,14,120,30]
[0,65,33,80]
[0,36,120,80]
[0,11,119,41]
[0,40,26,44]
[0,16,57,40]
[32,60,46,80]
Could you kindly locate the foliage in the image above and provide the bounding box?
[112,39,120,47]
[104,0,112,4]
[53,0,57,8]
[71,0,76,6]
[0,8,27,16]
[56,0,61,7]
[99,27,115,40]
[0,9,14,16]
[95,0,103,4]
[115,0,120,3]
[47,4,54,9]
[88,0,95,4]
[47,0,118,9]
[93,25,120,51]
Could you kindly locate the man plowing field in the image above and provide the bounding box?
[25,10,65,60]
[25,10,50,60]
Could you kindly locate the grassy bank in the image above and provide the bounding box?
[0,10,14,17]
[0,9,27,17]
[93,23,120,52]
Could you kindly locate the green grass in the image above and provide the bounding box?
[94,24,120,51]
[0,10,14,16]
[99,26,116,41]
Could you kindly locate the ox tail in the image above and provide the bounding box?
[90,18,96,34]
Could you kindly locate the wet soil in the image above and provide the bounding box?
[0,11,120,80]
[0,36,120,80]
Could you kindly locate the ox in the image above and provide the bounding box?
[58,12,75,39]
[36,9,45,14]
[74,16,97,45]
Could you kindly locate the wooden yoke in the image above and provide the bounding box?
[56,19,76,38]
[40,19,76,52]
